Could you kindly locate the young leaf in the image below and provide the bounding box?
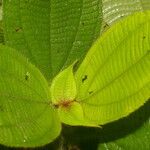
[50,65,98,127]
[3,0,102,81]
[75,11,150,125]
[50,65,77,105]
[0,45,61,147]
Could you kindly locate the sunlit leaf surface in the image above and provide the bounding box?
[0,45,61,147]
[75,11,150,124]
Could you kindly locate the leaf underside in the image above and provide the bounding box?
[0,45,61,147]
[3,0,102,81]
[75,11,150,125]
[101,0,150,32]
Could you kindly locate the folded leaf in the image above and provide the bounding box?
[3,0,102,81]
[0,45,61,147]
[50,65,77,105]
[75,11,150,125]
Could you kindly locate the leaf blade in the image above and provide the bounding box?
[75,11,150,124]
[0,45,61,147]
[3,0,102,81]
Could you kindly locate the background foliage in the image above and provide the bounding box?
[0,0,150,150]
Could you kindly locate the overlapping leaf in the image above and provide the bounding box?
[3,0,102,81]
[101,0,150,32]
[0,45,61,147]
[75,11,150,125]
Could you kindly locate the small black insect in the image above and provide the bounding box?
[25,72,30,81]
[88,91,93,95]
[143,36,146,39]
[103,23,109,29]
[15,27,22,32]
[82,22,85,26]
[82,75,88,83]
[0,105,4,112]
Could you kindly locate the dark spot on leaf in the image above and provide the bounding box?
[143,36,146,39]
[88,91,93,95]
[53,104,59,109]
[82,22,85,26]
[54,100,76,109]
[82,75,87,83]
[15,27,22,32]
[119,15,124,18]
[104,23,109,29]
[0,105,4,112]
[147,50,150,55]
[25,72,30,81]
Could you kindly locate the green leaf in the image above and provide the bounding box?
[3,0,102,81]
[75,11,150,125]
[101,0,150,32]
[50,64,77,105]
[97,101,150,150]
[0,45,61,147]
[58,101,98,126]
[50,65,98,127]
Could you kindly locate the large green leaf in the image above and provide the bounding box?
[75,11,150,125]
[0,45,61,147]
[96,1,150,149]
[101,0,150,32]
[3,0,102,81]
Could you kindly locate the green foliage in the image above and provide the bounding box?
[0,0,150,149]
[49,11,150,127]
[75,11,150,124]
[50,64,77,105]
[50,65,99,126]
[0,45,61,147]
[3,0,102,81]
